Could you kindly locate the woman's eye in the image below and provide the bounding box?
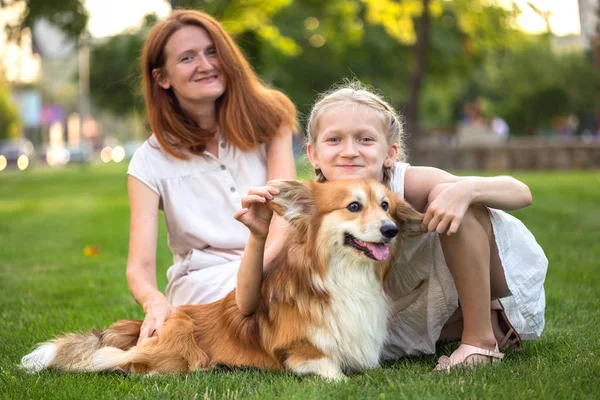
[381,201,389,211]
[181,55,193,62]
[326,137,340,143]
[206,48,217,57]
[346,202,362,213]
[360,137,374,142]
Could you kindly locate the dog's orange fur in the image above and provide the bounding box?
[22,179,423,379]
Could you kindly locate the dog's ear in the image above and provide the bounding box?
[267,180,315,227]
[393,198,424,236]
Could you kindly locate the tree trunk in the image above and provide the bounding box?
[595,0,600,134]
[404,0,431,161]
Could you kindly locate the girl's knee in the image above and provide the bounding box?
[458,205,492,238]
[426,183,453,206]
[437,205,489,244]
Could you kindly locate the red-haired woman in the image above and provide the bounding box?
[127,10,297,342]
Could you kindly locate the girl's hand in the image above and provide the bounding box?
[422,181,475,235]
[234,186,280,239]
[138,295,177,344]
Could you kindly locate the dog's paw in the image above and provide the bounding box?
[321,371,348,382]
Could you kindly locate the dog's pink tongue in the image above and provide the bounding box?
[366,243,389,261]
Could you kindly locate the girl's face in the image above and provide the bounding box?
[154,25,226,112]
[307,104,398,182]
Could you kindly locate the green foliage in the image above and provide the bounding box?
[0,83,21,140]
[478,36,599,134]
[178,0,300,56]
[89,32,147,117]
[1,0,88,42]
[82,0,596,135]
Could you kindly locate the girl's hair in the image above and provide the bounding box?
[141,10,297,158]
[306,81,406,187]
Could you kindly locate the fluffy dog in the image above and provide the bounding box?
[21,179,422,380]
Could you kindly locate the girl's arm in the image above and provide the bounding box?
[126,176,177,342]
[404,166,532,235]
[235,126,296,316]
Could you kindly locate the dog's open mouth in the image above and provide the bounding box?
[344,233,390,261]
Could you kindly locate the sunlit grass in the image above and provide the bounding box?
[1,162,599,399]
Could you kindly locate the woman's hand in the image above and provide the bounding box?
[422,181,475,235]
[138,294,177,344]
[234,186,280,239]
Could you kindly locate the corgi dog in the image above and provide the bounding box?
[21,179,423,381]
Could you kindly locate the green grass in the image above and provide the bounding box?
[1,162,599,399]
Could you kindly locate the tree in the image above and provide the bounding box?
[88,19,152,116]
[477,33,599,135]
[176,0,300,56]
[0,81,21,140]
[84,0,540,142]
[1,0,88,43]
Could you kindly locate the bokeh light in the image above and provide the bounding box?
[0,155,6,171]
[46,147,70,166]
[100,146,113,163]
[309,34,325,48]
[17,155,29,171]
[111,146,125,163]
[304,17,320,30]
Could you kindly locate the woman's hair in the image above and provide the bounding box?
[305,80,406,187]
[141,10,297,158]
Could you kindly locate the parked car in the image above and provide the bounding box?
[0,139,35,170]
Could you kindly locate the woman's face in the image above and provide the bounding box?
[307,104,398,182]
[154,25,226,112]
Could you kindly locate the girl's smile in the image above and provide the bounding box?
[307,104,398,182]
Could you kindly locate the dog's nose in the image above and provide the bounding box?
[380,221,399,238]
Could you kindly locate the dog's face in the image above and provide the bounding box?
[268,179,423,264]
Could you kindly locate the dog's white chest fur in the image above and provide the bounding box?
[310,258,389,370]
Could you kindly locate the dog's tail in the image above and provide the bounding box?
[20,319,142,373]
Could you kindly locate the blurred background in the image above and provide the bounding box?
[0,0,598,172]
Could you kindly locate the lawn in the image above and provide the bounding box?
[1,162,599,399]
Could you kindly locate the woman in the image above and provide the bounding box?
[126,10,297,343]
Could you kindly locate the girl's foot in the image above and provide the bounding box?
[433,343,504,372]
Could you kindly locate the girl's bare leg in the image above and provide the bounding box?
[437,205,509,351]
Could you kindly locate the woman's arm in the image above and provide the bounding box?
[235,126,296,316]
[404,166,532,235]
[126,176,176,341]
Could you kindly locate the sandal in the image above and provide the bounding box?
[492,299,523,352]
[434,343,504,373]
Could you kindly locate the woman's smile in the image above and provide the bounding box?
[193,74,219,83]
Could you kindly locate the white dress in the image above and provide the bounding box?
[382,162,548,359]
[127,135,268,307]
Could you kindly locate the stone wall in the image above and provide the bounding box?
[411,139,600,170]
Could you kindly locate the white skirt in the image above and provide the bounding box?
[165,249,240,307]
[382,208,548,359]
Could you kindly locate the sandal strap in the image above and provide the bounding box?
[492,300,523,351]
[459,344,504,360]
[498,328,519,350]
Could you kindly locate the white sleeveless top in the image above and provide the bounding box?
[128,135,268,305]
[382,162,548,358]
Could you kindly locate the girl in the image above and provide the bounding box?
[127,10,297,343]
[235,82,547,372]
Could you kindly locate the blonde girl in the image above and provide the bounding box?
[235,81,547,371]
